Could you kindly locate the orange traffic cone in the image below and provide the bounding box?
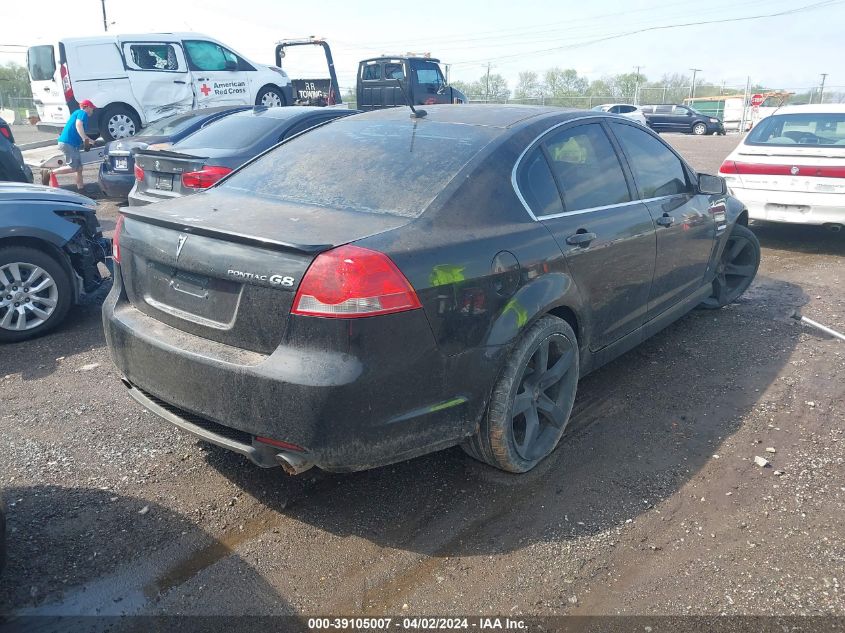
[49,171,59,188]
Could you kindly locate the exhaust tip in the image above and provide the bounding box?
[275,451,315,476]
[120,377,132,389]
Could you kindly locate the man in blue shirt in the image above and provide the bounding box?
[52,100,96,191]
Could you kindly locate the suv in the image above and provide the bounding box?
[640,104,725,135]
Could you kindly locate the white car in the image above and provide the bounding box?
[590,103,649,127]
[26,33,292,141]
[719,104,845,228]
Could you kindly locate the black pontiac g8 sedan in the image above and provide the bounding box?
[103,105,759,474]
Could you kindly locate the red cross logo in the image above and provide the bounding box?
[200,83,211,97]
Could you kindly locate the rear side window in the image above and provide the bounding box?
[362,64,381,81]
[27,45,55,81]
[516,148,564,217]
[384,63,405,80]
[128,43,179,71]
[142,112,207,137]
[655,105,673,114]
[542,123,631,212]
[611,123,691,198]
[175,114,282,150]
[617,105,636,114]
[746,113,845,147]
[184,40,239,71]
[221,119,498,218]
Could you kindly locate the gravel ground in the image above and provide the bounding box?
[1,132,843,624]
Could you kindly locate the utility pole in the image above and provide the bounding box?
[633,65,643,105]
[819,73,828,104]
[689,68,702,100]
[485,63,491,103]
[101,0,108,32]
[740,76,750,134]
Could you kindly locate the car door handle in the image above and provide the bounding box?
[173,80,186,84]
[656,215,675,227]
[565,232,597,246]
[197,77,208,81]
[43,86,51,92]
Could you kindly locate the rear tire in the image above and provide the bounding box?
[100,105,141,141]
[462,315,579,473]
[0,246,73,343]
[256,86,286,108]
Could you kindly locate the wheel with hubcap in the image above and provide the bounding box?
[0,247,72,342]
[100,105,141,141]
[699,224,760,309]
[462,315,579,473]
[692,122,707,135]
[256,86,286,108]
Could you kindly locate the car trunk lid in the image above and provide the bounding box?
[726,146,845,193]
[117,189,412,353]
[134,150,209,201]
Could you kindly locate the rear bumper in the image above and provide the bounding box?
[102,269,474,472]
[730,187,845,225]
[98,162,134,198]
[127,185,189,207]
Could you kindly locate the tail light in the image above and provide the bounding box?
[255,436,304,452]
[181,165,232,189]
[719,160,738,174]
[292,245,421,318]
[113,215,125,264]
[0,125,11,141]
[60,63,74,101]
[134,163,144,182]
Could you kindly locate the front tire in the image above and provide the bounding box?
[256,86,286,108]
[100,105,141,141]
[462,315,579,473]
[699,224,760,310]
[692,122,707,135]
[0,246,72,343]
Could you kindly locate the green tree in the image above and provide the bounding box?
[0,62,33,112]
[514,71,541,101]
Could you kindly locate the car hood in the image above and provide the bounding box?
[0,182,95,206]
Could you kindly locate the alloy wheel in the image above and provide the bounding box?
[510,334,577,461]
[0,262,59,332]
[702,232,757,308]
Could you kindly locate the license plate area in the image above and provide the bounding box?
[113,157,128,171]
[155,174,174,191]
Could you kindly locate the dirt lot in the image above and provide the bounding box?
[1,133,843,625]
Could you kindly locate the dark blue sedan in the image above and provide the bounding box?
[98,106,251,198]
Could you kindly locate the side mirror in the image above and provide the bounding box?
[686,111,693,116]
[698,173,727,195]
[225,60,238,71]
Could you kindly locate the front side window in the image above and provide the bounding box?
[362,64,381,81]
[542,123,631,212]
[516,148,564,217]
[184,40,239,71]
[611,122,691,198]
[128,44,179,71]
[746,113,845,147]
[27,45,55,81]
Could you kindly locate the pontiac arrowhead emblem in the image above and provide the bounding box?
[176,234,188,259]
[790,166,800,175]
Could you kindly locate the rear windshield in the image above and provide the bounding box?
[143,112,208,137]
[747,113,845,147]
[174,114,282,150]
[27,45,56,81]
[221,119,498,218]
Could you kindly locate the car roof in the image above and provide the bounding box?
[226,106,348,121]
[773,104,845,114]
[60,32,216,45]
[348,104,581,129]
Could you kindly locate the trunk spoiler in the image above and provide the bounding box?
[120,208,334,255]
[133,149,208,160]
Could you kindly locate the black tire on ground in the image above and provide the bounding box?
[462,315,579,473]
[699,224,761,310]
[255,85,286,108]
[99,105,141,141]
[692,122,707,135]
[0,246,73,343]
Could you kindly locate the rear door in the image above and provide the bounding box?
[517,120,656,351]
[609,121,715,319]
[27,44,65,125]
[183,40,251,108]
[649,104,675,132]
[121,41,194,123]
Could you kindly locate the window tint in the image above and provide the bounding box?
[384,63,405,80]
[362,64,381,81]
[27,45,55,81]
[655,105,673,114]
[184,40,238,71]
[746,112,845,147]
[543,123,631,212]
[142,112,206,137]
[129,43,179,70]
[221,119,497,218]
[174,114,282,150]
[611,123,691,198]
[618,105,636,113]
[517,148,564,217]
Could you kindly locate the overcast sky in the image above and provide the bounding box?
[3,0,843,93]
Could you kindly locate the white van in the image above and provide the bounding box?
[27,33,293,141]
